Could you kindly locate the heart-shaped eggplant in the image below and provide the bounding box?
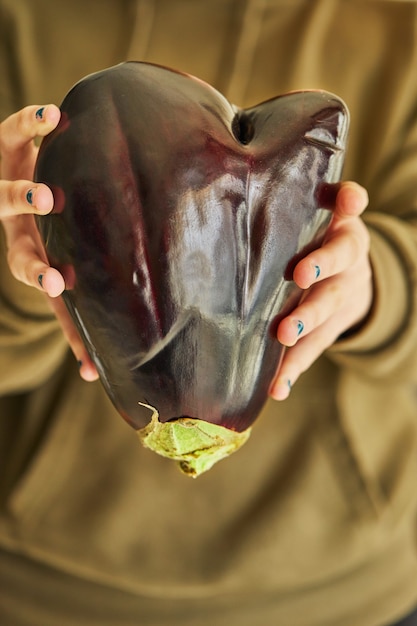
[35,62,349,475]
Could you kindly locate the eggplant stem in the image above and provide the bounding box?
[136,406,251,477]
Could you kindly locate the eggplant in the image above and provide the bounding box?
[35,62,349,476]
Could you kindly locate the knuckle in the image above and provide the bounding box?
[328,281,344,307]
[5,182,23,210]
[351,220,370,256]
[6,242,21,281]
[0,122,16,157]
[0,107,35,156]
[15,106,34,132]
[6,239,36,289]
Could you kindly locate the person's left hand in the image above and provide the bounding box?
[0,104,99,381]
[270,181,371,400]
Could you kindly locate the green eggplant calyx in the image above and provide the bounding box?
[136,404,251,477]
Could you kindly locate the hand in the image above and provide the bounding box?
[0,105,98,381]
[270,181,371,400]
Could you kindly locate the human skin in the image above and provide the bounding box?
[0,105,372,395]
[272,180,371,400]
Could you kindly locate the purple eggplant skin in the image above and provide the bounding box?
[34,61,349,433]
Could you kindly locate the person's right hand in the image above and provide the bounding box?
[0,105,98,381]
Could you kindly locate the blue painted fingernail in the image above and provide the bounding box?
[35,107,45,120]
[77,360,83,369]
[288,380,292,391]
[26,189,34,205]
[297,320,304,336]
[315,265,321,279]
[38,274,44,288]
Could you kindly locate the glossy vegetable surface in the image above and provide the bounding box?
[35,62,349,474]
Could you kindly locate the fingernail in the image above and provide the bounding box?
[314,265,321,279]
[26,188,34,205]
[35,107,45,120]
[77,360,83,369]
[38,274,44,288]
[297,320,304,336]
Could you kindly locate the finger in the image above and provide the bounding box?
[293,217,370,288]
[334,181,369,219]
[4,212,98,380]
[0,104,60,154]
[0,181,54,218]
[3,214,65,297]
[277,275,344,346]
[0,105,61,180]
[48,296,99,381]
[270,312,345,401]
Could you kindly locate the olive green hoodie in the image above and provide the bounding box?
[1,1,417,625]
